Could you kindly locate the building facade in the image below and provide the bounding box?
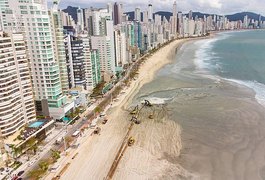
[0,32,36,136]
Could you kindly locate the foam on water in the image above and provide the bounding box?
[141,97,172,105]
[225,78,265,107]
[192,32,265,108]
[194,34,231,73]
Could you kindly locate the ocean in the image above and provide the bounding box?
[133,30,265,180]
[195,30,265,107]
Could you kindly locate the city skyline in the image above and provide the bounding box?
[47,0,265,16]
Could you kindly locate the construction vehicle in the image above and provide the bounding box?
[148,114,154,119]
[94,127,101,134]
[131,116,140,124]
[128,137,135,146]
[102,118,108,124]
[144,100,152,107]
[130,105,139,115]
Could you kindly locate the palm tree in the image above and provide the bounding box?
[11,146,22,161]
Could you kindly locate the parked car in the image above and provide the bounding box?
[17,170,24,176]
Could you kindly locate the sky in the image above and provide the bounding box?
[49,0,265,15]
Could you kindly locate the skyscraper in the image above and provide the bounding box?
[189,10,193,20]
[143,11,148,23]
[50,1,69,94]
[91,36,115,74]
[64,35,86,89]
[148,4,153,21]
[171,1,178,35]
[81,35,101,90]
[173,1,177,17]
[77,7,84,33]
[2,0,73,119]
[135,7,141,21]
[113,2,123,25]
[0,32,36,137]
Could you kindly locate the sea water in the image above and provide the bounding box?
[195,30,265,107]
[133,30,265,180]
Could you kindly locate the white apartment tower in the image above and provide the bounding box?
[148,4,153,21]
[135,7,141,21]
[0,32,36,136]
[91,36,115,74]
[2,0,69,119]
[172,1,177,35]
[77,7,84,33]
[50,1,69,94]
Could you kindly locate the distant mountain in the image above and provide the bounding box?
[226,12,265,21]
[62,6,265,23]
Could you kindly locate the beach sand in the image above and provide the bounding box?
[61,39,192,180]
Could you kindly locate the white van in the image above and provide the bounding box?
[72,130,80,137]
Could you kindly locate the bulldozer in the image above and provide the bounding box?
[128,137,135,146]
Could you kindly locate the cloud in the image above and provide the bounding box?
[48,0,265,15]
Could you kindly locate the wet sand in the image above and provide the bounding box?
[131,39,265,180]
[61,39,188,180]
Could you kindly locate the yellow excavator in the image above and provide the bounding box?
[128,137,135,146]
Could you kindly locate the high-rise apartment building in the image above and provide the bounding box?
[1,0,74,120]
[0,32,36,137]
[135,7,141,21]
[81,35,101,90]
[113,2,123,25]
[65,35,86,89]
[148,4,153,21]
[49,1,69,94]
[77,7,84,33]
[91,36,115,74]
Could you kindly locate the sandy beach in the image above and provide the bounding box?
[56,31,265,180]
[60,38,192,180]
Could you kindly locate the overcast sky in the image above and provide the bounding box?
[49,0,265,15]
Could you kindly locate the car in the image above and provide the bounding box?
[17,170,24,176]
[99,113,105,117]
[28,161,35,167]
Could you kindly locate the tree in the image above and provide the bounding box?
[25,137,37,160]
[38,159,50,171]
[11,146,22,161]
[74,107,80,116]
[27,169,45,180]
[64,136,73,148]
[50,149,60,162]
[94,106,101,114]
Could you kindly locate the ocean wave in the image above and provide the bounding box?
[194,34,231,73]
[225,78,265,107]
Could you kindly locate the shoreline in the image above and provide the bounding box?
[59,36,211,180]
